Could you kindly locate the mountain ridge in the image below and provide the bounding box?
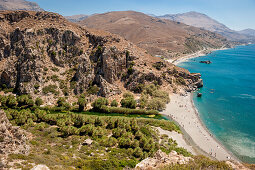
[158,11,255,43]
[79,11,232,59]
[0,0,43,11]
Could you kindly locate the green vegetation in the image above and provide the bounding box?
[139,84,170,111]
[121,93,136,109]
[160,155,232,170]
[78,95,87,112]
[5,108,182,170]
[87,85,100,95]
[111,99,118,107]
[42,85,59,95]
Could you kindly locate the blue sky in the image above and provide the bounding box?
[31,0,255,31]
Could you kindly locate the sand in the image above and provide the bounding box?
[167,48,228,65]
[156,127,196,155]
[161,93,238,161]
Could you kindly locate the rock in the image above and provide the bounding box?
[83,138,93,145]
[199,60,212,64]
[0,110,30,168]
[195,79,203,88]
[31,164,50,170]
[197,93,202,97]
[135,150,193,170]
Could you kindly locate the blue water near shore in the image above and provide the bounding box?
[178,44,255,163]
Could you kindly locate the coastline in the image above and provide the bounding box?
[162,93,239,161]
[162,47,242,162]
[167,47,229,65]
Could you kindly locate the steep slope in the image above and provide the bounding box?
[0,0,43,11]
[158,11,255,43]
[79,11,232,59]
[65,14,89,22]
[0,11,202,105]
[238,29,255,37]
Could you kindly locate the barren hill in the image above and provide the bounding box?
[0,11,202,104]
[158,11,255,43]
[79,11,232,59]
[0,0,43,11]
[65,14,89,22]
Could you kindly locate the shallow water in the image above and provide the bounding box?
[178,44,255,163]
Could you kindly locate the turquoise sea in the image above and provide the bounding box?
[178,44,255,163]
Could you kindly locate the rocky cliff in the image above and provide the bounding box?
[0,110,30,168]
[79,11,233,59]
[0,0,43,11]
[0,11,202,104]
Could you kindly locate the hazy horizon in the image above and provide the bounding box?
[30,0,255,31]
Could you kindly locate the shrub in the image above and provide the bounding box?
[78,96,87,112]
[133,147,143,158]
[42,85,59,95]
[6,95,17,108]
[17,95,30,107]
[92,98,109,111]
[176,77,186,85]
[147,98,166,111]
[57,97,66,107]
[121,95,136,109]
[110,100,118,107]
[87,85,99,95]
[119,137,132,148]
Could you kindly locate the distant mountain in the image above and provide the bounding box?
[79,11,232,58]
[238,29,255,37]
[64,14,89,22]
[0,0,43,11]
[158,11,255,43]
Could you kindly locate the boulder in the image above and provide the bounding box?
[31,165,50,170]
[199,60,212,64]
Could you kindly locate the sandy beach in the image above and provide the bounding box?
[167,48,228,65]
[161,93,238,161]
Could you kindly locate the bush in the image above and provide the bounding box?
[78,96,87,112]
[133,147,143,158]
[92,98,109,111]
[119,137,132,148]
[42,85,59,95]
[147,98,166,111]
[17,95,30,106]
[57,97,66,107]
[87,85,99,95]
[6,95,17,108]
[35,97,43,106]
[121,97,136,109]
[111,100,118,107]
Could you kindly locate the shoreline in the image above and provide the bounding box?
[167,47,229,65]
[161,93,239,162]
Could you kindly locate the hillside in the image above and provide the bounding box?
[158,11,255,43]
[0,10,202,105]
[79,11,232,59]
[65,14,89,22]
[238,29,255,37]
[0,0,43,11]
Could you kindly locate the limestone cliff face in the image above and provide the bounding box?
[0,110,30,168]
[0,11,202,103]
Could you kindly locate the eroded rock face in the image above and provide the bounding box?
[0,11,202,103]
[135,150,193,170]
[0,110,30,168]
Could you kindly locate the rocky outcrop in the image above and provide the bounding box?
[0,0,44,12]
[0,110,29,168]
[135,150,192,170]
[0,11,202,104]
[31,164,50,170]
[200,60,212,64]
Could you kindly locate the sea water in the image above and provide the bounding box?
[178,44,255,163]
